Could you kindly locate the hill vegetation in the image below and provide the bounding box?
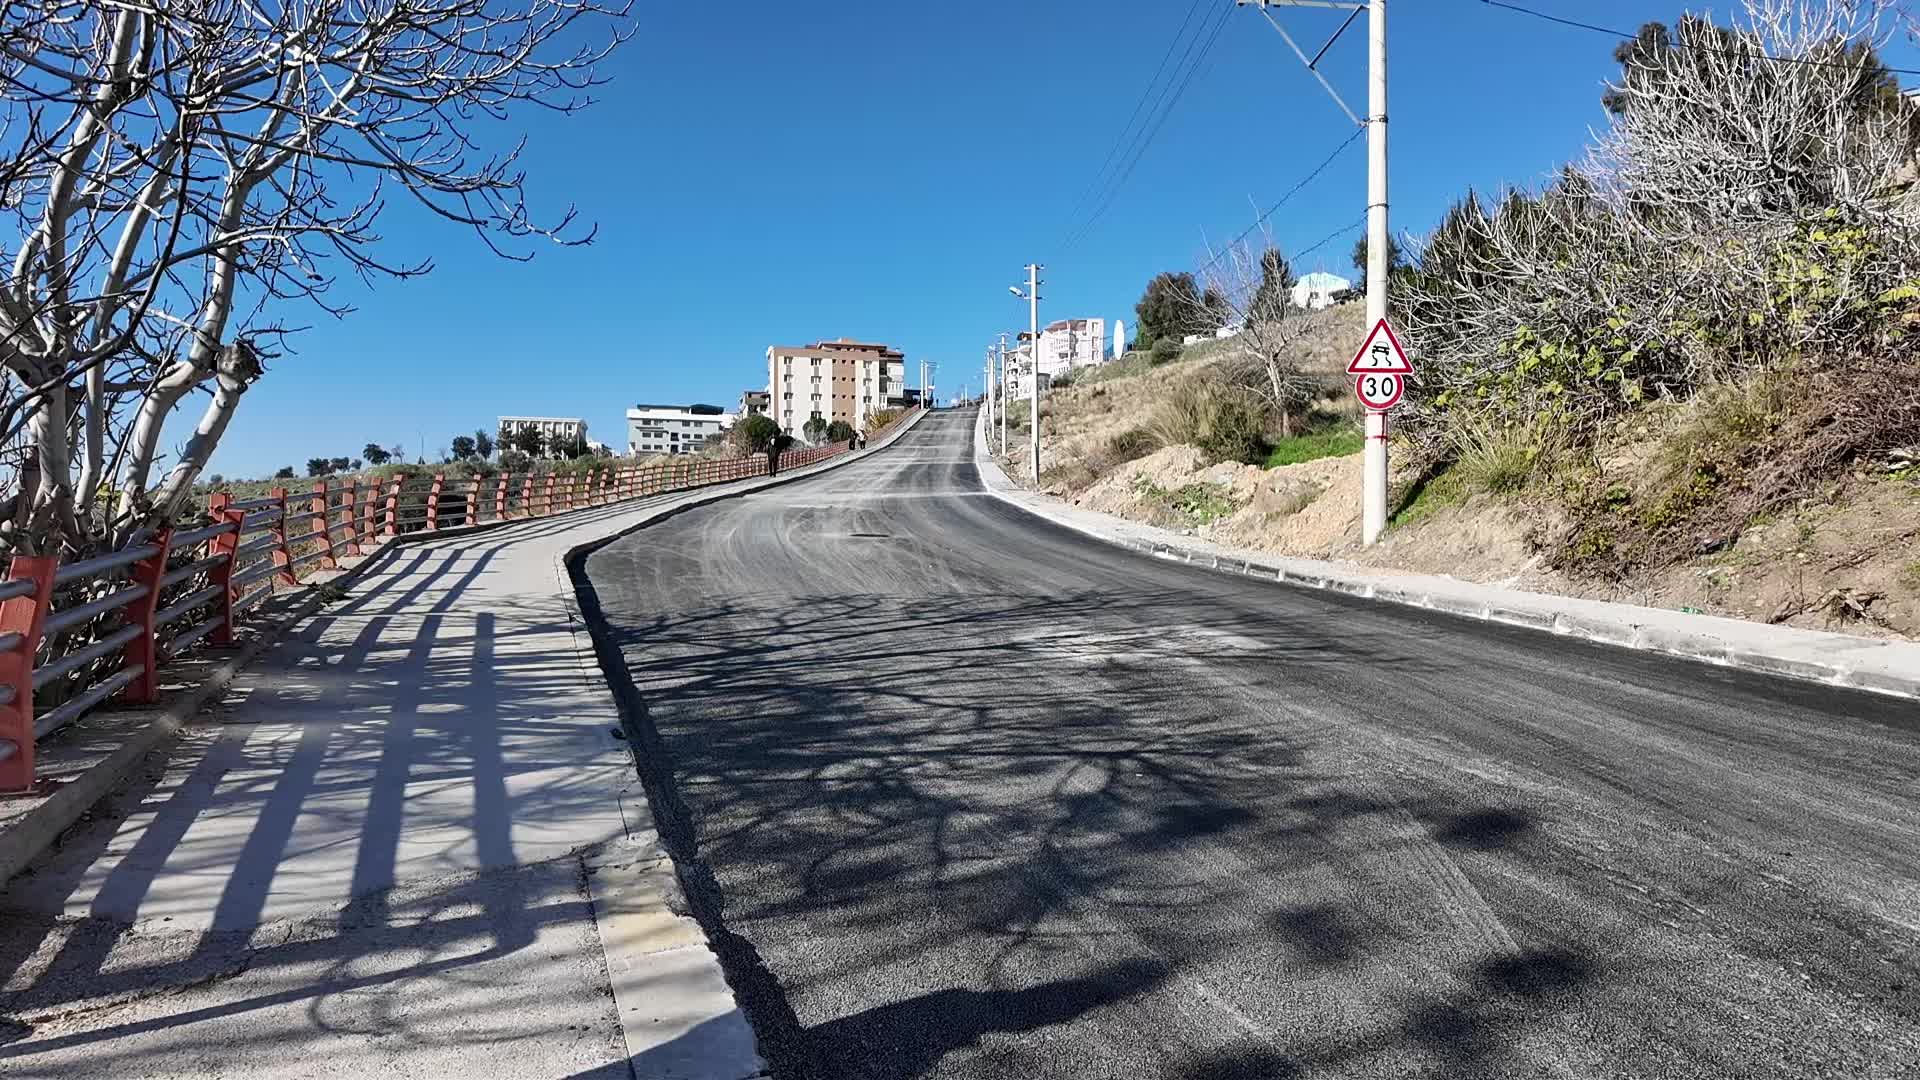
[998,1,1920,639]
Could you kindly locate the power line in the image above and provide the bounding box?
[1194,123,1366,279]
[1062,0,1238,252]
[1057,0,1211,242]
[1475,0,1920,76]
[1290,212,1368,264]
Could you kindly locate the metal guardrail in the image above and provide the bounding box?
[0,405,925,792]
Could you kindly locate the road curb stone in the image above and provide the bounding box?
[969,408,1920,701]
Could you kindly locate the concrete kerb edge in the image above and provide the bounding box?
[967,409,1920,701]
[554,406,929,1075]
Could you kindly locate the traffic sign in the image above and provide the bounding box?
[1347,318,1414,375]
[1354,371,1404,411]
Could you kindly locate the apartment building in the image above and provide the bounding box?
[765,338,908,435]
[627,403,732,456]
[1036,318,1108,375]
[497,416,588,457]
[739,389,770,418]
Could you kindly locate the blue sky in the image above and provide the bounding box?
[198,0,1920,477]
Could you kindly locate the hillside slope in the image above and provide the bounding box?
[993,308,1920,642]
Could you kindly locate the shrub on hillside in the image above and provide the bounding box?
[1150,338,1182,365]
[1149,379,1267,465]
[1397,0,1920,476]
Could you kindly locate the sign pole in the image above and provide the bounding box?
[1362,0,1389,545]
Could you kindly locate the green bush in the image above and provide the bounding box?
[1150,338,1182,365]
[1149,380,1268,465]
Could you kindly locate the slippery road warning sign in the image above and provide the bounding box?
[1347,318,1414,375]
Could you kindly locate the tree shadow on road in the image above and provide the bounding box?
[574,535,1594,1080]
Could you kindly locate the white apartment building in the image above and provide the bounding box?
[1292,271,1352,311]
[1035,318,1108,376]
[1004,342,1053,402]
[766,338,908,436]
[627,403,732,456]
[497,416,588,457]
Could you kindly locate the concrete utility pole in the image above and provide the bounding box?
[1362,0,1389,544]
[1238,0,1387,543]
[1011,264,1042,484]
[996,333,1010,453]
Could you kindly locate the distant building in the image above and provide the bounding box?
[498,416,587,458]
[739,389,770,418]
[1036,318,1107,376]
[1005,343,1053,401]
[1292,271,1352,311]
[627,403,731,456]
[766,338,909,435]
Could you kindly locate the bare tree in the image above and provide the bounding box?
[1196,236,1331,438]
[0,0,633,554]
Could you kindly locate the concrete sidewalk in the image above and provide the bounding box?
[972,409,1920,700]
[0,414,924,1078]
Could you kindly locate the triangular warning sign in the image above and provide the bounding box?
[1347,318,1414,375]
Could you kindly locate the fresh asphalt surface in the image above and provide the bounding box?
[579,409,1920,1080]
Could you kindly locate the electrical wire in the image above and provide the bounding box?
[1056,0,1211,243]
[1061,0,1239,253]
[1476,0,1920,76]
[1193,124,1366,279]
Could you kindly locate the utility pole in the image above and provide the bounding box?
[996,333,1010,453]
[984,347,994,443]
[1011,264,1042,484]
[1238,0,1387,543]
[1361,0,1389,544]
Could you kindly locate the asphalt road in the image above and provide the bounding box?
[579,408,1920,1080]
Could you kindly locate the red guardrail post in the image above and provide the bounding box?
[310,480,338,569]
[341,479,363,557]
[542,474,556,517]
[383,475,403,535]
[495,474,510,521]
[466,477,480,527]
[120,528,175,705]
[271,487,298,586]
[209,493,244,647]
[0,555,57,792]
[426,472,445,531]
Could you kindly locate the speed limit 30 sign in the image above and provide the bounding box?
[1354,371,1404,410]
[1347,318,1414,412]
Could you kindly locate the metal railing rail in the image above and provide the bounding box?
[0,404,924,790]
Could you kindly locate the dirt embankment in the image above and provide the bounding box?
[995,323,1920,641]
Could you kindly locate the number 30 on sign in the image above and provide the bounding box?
[1354,371,1403,410]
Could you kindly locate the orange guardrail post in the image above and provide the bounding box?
[0,554,57,792]
[311,480,338,569]
[341,479,364,557]
[383,475,403,535]
[209,493,245,646]
[120,529,175,705]
[270,487,299,586]
[426,472,445,531]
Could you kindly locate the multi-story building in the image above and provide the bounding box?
[1004,340,1052,402]
[497,416,588,457]
[626,403,732,456]
[739,389,770,418]
[1292,271,1352,310]
[765,338,908,435]
[1036,318,1108,375]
